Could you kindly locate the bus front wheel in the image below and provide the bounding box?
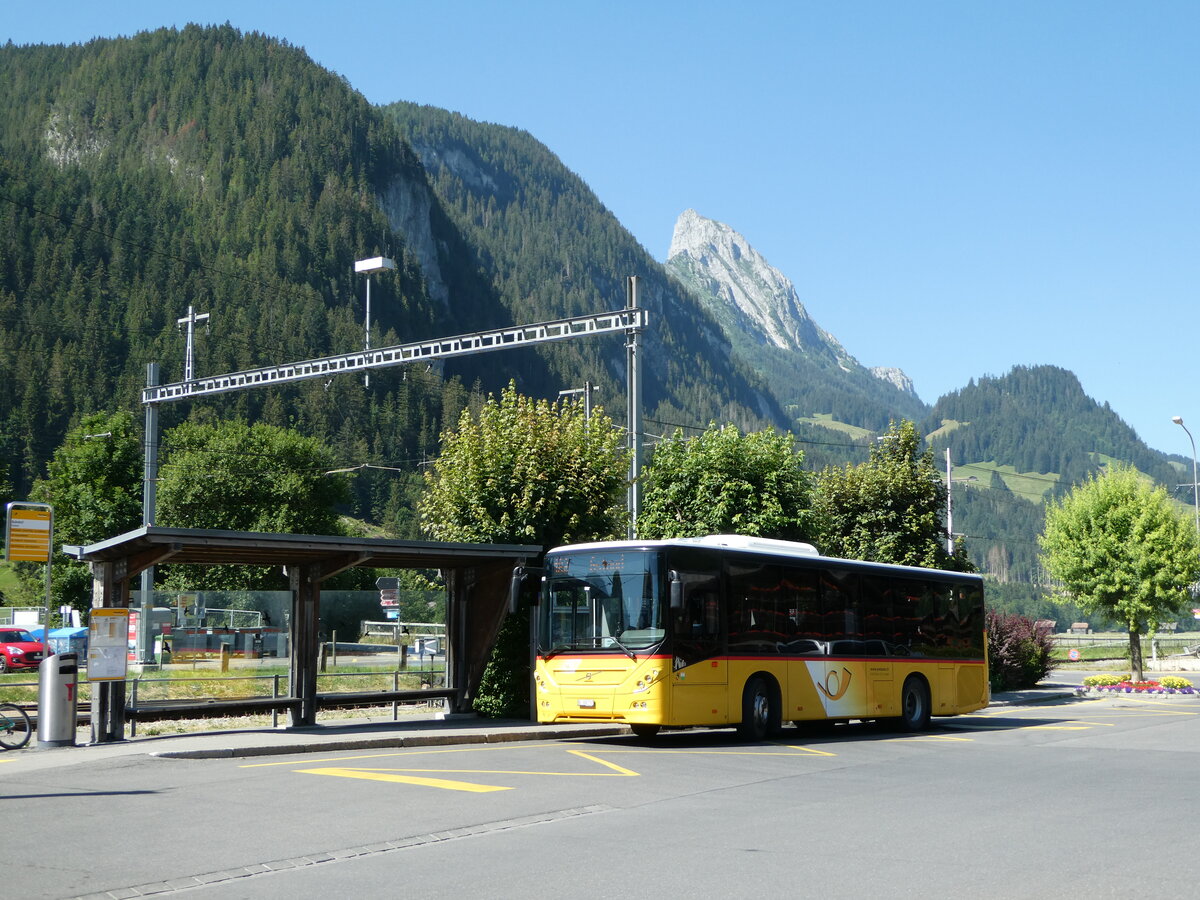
[630,724,660,739]
[738,676,780,741]
[897,676,931,732]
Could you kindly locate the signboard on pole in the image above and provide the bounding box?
[5,503,52,563]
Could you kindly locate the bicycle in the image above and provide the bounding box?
[0,702,32,750]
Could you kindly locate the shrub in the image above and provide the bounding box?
[987,610,1055,692]
[1160,676,1193,690]
[1082,674,1128,687]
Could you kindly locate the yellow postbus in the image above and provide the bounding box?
[526,535,988,739]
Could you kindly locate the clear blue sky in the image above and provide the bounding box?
[7,2,1199,458]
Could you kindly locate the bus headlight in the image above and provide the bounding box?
[632,668,660,694]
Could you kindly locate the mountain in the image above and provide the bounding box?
[0,26,1192,615]
[380,105,784,431]
[923,365,1184,585]
[0,27,782,523]
[665,209,928,437]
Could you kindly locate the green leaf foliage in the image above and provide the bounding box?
[638,423,817,541]
[1039,463,1200,679]
[986,610,1054,692]
[155,419,350,590]
[25,410,143,615]
[419,384,629,717]
[419,383,629,547]
[815,420,971,571]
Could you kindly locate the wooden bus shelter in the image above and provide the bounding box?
[64,526,539,742]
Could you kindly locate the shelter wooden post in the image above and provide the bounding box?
[288,565,321,727]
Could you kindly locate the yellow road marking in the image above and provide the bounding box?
[599,746,838,758]
[286,746,642,792]
[899,735,974,743]
[242,743,565,769]
[1027,725,1099,731]
[296,767,511,792]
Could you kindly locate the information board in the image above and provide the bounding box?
[5,504,52,563]
[88,609,131,682]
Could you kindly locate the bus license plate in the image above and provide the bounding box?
[578,699,595,709]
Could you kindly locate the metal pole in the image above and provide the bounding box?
[626,276,643,539]
[945,447,954,555]
[140,363,159,664]
[364,277,371,388]
[42,508,53,648]
[1173,417,1200,537]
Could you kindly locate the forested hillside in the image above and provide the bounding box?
[0,26,453,519]
[924,365,1185,587]
[927,365,1177,488]
[0,26,780,528]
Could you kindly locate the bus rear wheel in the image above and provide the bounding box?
[896,675,931,732]
[738,676,780,741]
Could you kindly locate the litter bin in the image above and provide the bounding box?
[37,652,78,749]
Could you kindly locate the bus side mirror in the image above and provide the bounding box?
[669,570,683,610]
[509,566,544,614]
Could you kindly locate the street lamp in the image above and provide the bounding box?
[1172,416,1200,537]
[354,256,396,387]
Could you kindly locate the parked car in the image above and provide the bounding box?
[0,628,46,673]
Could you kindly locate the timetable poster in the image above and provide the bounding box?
[88,609,130,682]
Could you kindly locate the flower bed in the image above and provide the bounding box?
[1080,674,1195,695]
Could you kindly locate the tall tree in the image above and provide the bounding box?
[419,384,629,716]
[155,419,351,590]
[28,410,143,616]
[1039,464,1200,680]
[637,423,817,541]
[815,420,971,570]
[419,384,629,548]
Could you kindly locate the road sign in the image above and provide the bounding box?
[5,504,52,563]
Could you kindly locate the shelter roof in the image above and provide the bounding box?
[63,525,540,574]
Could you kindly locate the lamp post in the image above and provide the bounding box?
[1172,416,1200,537]
[354,256,396,387]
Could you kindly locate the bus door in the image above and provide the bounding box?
[669,567,726,725]
[817,568,869,719]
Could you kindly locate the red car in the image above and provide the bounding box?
[0,628,45,673]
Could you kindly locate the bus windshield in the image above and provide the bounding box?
[541,550,666,655]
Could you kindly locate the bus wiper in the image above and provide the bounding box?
[609,635,637,661]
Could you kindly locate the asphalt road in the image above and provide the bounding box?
[5,693,1199,899]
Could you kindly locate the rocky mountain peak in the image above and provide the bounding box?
[668,208,827,353]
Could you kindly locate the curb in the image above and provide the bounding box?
[988,689,1078,707]
[150,723,631,760]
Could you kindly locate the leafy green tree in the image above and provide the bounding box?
[419,384,629,547]
[156,419,351,590]
[815,420,971,570]
[419,384,629,717]
[637,423,818,541]
[1039,464,1200,680]
[28,411,144,617]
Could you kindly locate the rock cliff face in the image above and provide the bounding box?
[667,209,849,358]
[666,208,918,400]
